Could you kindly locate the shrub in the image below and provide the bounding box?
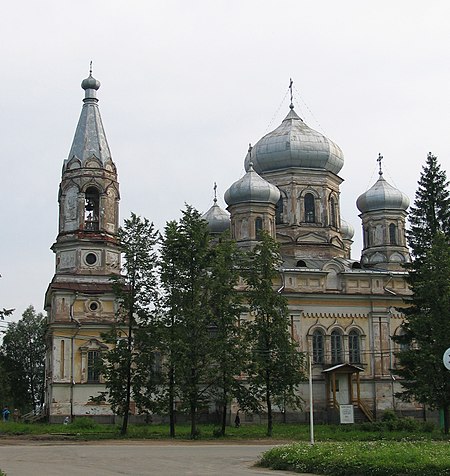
[71,417,98,430]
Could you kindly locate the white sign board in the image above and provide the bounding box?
[340,404,354,424]
[443,348,450,371]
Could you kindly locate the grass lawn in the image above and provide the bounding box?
[259,440,450,476]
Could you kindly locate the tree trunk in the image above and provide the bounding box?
[221,399,227,436]
[121,312,134,436]
[190,400,197,439]
[443,404,449,435]
[169,363,176,438]
[266,388,273,437]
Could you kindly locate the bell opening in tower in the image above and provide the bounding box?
[84,187,100,231]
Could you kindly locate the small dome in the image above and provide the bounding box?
[357,173,409,213]
[202,201,230,234]
[243,106,344,175]
[340,218,354,240]
[81,74,101,91]
[225,163,280,207]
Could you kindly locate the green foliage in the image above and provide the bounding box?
[0,306,46,412]
[406,152,450,263]
[395,154,450,433]
[71,417,99,430]
[102,213,160,435]
[160,205,217,439]
[259,441,450,475]
[242,232,306,436]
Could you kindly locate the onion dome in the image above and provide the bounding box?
[356,171,409,213]
[81,74,101,92]
[243,105,344,175]
[340,218,355,240]
[225,162,280,207]
[202,198,230,234]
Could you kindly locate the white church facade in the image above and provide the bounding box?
[44,73,420,423]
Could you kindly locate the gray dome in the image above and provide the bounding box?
[340,218,355,240]
[81,74,101,91]
[202,201,230,234]
[225,163,280,207]
[243,106,344,175]
[357,173,410,213]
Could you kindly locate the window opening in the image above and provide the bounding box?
[87,350,101,383]
[331,330,343,364]
[312,330,324,364]
[389,223,397,245]
[304,193,315,223]
[330,197,337,227]
[255,217,263,236]
[349,330,361,363]
[84,187,100,231]
[275,196,283,224]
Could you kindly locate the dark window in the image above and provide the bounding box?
[349,330,361,363]
[296,260,307,267]
[85,187,100,231]
[389,223,397,245]
[87,351,101,383]
[255,217,263,235]
[330,198,337,227]
[304,193,315,223]
[85,253,97,265]
[331,330,343,364]
[312,330,324,364]
[275,196,284,224]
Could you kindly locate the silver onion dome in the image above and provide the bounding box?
[202,201,230,234]
[81,73,101,91]
[356,173,409,213]
[225,163,280,207]
[340,218,355,240]
[243,106,344,175]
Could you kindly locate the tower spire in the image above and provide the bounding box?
[213,182,217,204]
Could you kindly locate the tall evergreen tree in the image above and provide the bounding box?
[0,306,46,412]
[102,213,160,435]
[407,152,450,263]
[394,232,450,433]
[243,232,305,437]
[160,205,216,439]
[394,154,450,433]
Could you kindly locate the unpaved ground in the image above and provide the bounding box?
[0,439,316,475]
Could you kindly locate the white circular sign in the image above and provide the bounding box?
[443,348,450,371]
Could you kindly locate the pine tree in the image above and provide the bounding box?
[394,154,450,433]
[102,213,160,435]
[394,232,450,433]
[243,232,305,437]
[407,152,450,263]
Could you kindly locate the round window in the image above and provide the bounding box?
[89,301,99,311]
[85,253,97,265]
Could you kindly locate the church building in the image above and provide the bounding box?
[44,73,417,423]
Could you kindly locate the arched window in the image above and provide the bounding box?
[349,330,361,363]
[389,223,397,245]
[312,330,325,364]
[275,196,284,224]
[330,197,337,228]
[296,259,307,267]
[87,350,101,383]
[304,193,315,223]
[331,330,343,364]
[84,187,100,231]
[255,217,263,236]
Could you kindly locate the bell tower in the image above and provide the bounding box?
[44,69,120,422]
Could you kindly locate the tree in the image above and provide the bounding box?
[243,232,305,437]
[102,213,160,435]
[394,232,450,433]
[406,152,450,263]
[207,233,253,436]
[160,205,216,439]
[0,306,46,412]
[394,154,450,433]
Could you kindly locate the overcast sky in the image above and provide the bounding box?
[1,1,450,323]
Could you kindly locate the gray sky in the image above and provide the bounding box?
[1,0,450,322]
